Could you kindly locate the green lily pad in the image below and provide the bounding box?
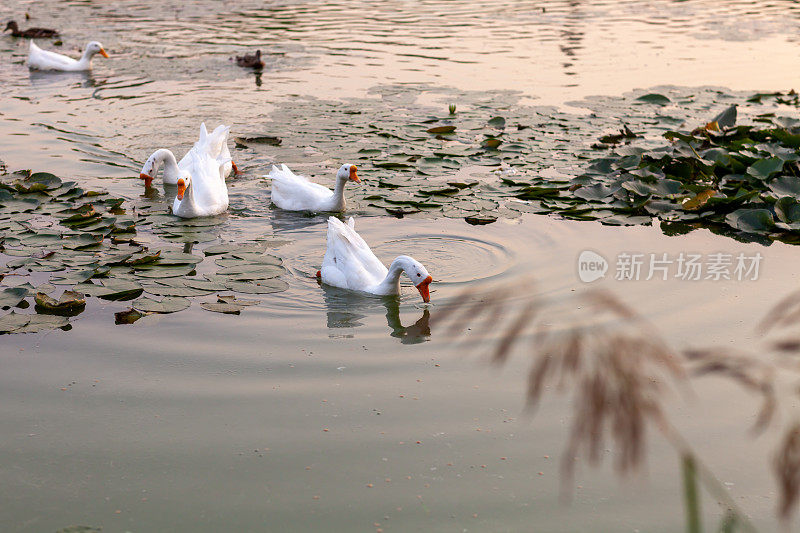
[426,125,456,134]
[224,279,289,294]
[0,287,29,308]
[747,157,784,180]
[636,93,671,105]
[488,116,506,128]
[34,290,86,316]
[73,279,143,301]
[114,308,145,325]
[200,302,243,314]
[725,208,775,233]
[132,296,191,314]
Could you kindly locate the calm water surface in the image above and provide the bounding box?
[2,0,800,531]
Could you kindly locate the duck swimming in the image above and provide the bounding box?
[4,20,58,39]
[318,216,433,303]
[27,40,108,71]
[268,163,360,212]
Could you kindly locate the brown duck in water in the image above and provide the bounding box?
[4,20,59,38]
[235,50,264,70]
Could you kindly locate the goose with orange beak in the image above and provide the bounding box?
[319,216,433,303]
[139,123,238,189]
[28,40,109,71]
[171,149,230,219]
[267,163,360,212]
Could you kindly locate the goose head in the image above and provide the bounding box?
[84,41,109,59]
[336,163,360,184]
[139,152,161,188]
[4,21,19,33]
[396,255,432,303]
[176,176,190,201]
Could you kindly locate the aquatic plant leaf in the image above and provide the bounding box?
[114,308,145,325]
[200,302,243,314]
[134,265,196,278]
[15,314,69,333]
[768,176,800,199]
[488,116,506,128]
[224,279,289,294]
[747,157,784,180]
[49,269,104,285]
[34,291,86,316]
[128,250,161,265]
[573,184,618,201]
[73,279,143,301]
[681,189,716,210]
[0,287,28,308]
[464,215,497,225]
[426,125,456,134]
[234,135,281,146]
[725,208,775,233]
[132,296,190,314]
[636,93,671,105]
[710,105,737,130]
[0,311,31,333]
[776,197,800,224]
[217,294,259,306]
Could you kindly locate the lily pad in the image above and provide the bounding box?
[34,290,86,316]
[132,296,191,314]
[0,287,29,309]
[200,302,243,314]
[725,209,775,233]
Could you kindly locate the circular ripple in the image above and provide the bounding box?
[370,233,513,286]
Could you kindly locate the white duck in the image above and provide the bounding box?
[139,123,237,187]
[172,148,230,219]
[318,216,433,302]
[268,163,360,212]
[27,40,108,71]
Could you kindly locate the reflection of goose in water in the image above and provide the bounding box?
[28,69,95,88]
[268,207,328,233]
[385,301,430,344]
[321,286,431,343]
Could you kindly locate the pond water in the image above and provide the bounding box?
[2,0,800,531]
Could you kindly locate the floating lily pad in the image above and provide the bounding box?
[73,279,143,301]
[132,296,191,314]
[0,287,28,309]
[200,302,243,314]
[0,311,31,333]
[34,290,86,316]
[115,308,145,325]
[224,279,289,294]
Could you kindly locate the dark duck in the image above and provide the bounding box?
[4,20,59,38]
[235,50,264,70]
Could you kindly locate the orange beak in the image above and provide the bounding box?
[415,275,432,303]
[232,161,241,176]
[139,173,154,188]
[99,48,109,58]
[349,165,360,183]
[176,178,186,200]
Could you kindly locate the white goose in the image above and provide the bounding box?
[27,40,108,71]
[268,163,360,212]
[139,123,237,188]
[172,148,230,219]
[318,216,433,302]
